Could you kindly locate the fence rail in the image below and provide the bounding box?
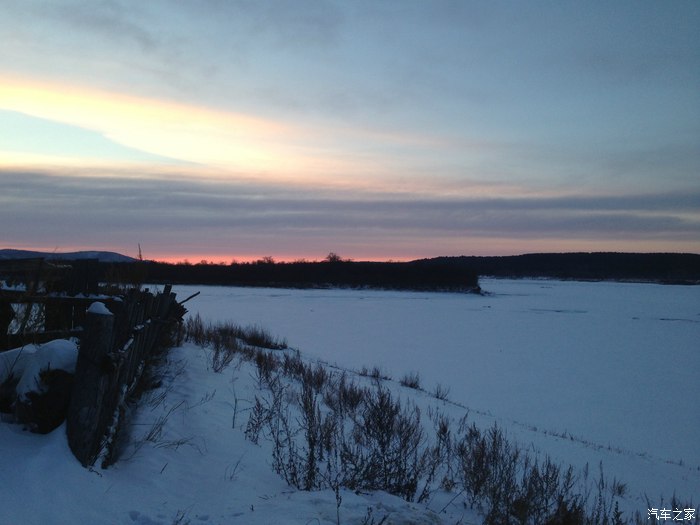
[0,258,103,351]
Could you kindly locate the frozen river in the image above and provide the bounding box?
[170,278,700,471]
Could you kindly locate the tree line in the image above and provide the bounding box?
[100,258,481,292]
[419,252,700,284]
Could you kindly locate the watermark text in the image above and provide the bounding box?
[648,508,697,522]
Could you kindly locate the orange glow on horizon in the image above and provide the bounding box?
[147,253,414,265]
[7,236,699,269]
[135,236,700,266]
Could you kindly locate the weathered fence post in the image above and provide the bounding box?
[64,287,181,467]
[66,302,115,467]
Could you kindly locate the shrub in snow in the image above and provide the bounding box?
[10,339,78,433]
[251,355,636,524]
[181,314,287,374]
[399,371,422,390]
[343,385,428,501]
[15,369,75,434]
[16,339,78,400]
[244,356,437,503]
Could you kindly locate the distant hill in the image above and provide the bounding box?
[0,249,137,263]
[416,252,700,284]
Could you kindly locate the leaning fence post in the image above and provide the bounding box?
[66,302,114,467]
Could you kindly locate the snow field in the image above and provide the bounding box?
[0,278,697,523]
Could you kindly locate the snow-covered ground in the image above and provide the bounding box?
[1,278,698,523]
[2,341,451,524]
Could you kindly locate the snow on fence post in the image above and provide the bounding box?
[66,302,115,467]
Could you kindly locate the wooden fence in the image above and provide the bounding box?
[1,258,184,467]
[0,258,103,351]
[66,285,182,467]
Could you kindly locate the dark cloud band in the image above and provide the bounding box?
[2,169,698,257]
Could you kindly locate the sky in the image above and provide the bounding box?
[1,0,699,262]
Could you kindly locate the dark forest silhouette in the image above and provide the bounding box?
[106,257,481,292]
[419,252,700,284]
[2,251,698,290]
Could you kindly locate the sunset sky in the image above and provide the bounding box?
[1,1,699,262]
